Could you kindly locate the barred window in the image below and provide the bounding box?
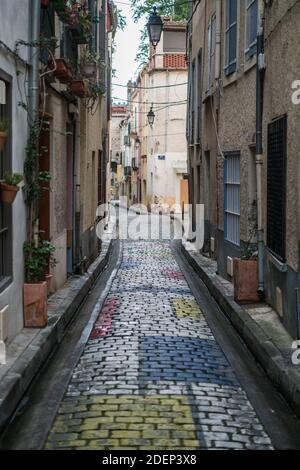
[267,115,287,262]
[208,13,216,93]
[224,152,240,246]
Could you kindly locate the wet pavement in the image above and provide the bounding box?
[45,240,272,450]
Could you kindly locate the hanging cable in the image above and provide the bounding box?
[112,96,187,105]
[113,81,188,90]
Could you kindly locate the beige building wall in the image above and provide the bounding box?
[146,23,188,211]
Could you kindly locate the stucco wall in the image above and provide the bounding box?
[0,0,30,343]
[146,68,188,208]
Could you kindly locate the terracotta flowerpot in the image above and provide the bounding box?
[23,282,47,328]
[53,58,73,83]
[41,0,50,7]
[0,183,19,203]
[233,258,259,303]
[82,63,97,77]
[70,80,86,97]
[0,131,7,152]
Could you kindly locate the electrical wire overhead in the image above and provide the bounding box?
[112,96,187,105]
[112,82,188,90]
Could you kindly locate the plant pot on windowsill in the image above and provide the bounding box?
[0,173,23,204]
[233,258,259,303]
[70,80,86,97]
[0,183,19,203]
[81,63,97,78]
[53,58,73,83]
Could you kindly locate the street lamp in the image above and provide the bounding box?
[147,6,163,49]
[147,105,155,127]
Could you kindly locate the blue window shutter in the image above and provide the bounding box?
[225,0,237,76]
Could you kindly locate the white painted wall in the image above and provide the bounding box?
[146,68,188,209]
[0,1,31,342]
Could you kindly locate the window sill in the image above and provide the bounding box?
[223,70,238,88]
[244,54,257,74]
[266,249,287,273]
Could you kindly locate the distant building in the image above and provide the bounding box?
[118,18,189,213]
[111,105,128,200]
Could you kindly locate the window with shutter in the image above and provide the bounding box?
[225,0,237,75]
[191,60,196,143]
[208,13,216,93]
[245,0,258,59]
[196,50,202,142]
[267,115,287,262]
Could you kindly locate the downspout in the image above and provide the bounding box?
[28,0,41,124]
[27,0,41,242]
[256,0,266,297]
[215,0,221,81]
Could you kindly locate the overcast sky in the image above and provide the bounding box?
[112,2,145,103]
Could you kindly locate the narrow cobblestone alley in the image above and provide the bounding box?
[44,240,273,450]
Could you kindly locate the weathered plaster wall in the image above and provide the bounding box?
[0,0,30,343]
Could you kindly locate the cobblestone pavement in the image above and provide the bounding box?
[45,240,273,450]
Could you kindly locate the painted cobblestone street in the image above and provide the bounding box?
[46,240,273,450]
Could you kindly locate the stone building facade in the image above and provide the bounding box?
[187,0,300,338]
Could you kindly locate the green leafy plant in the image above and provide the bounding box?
[55,0,92,35]
[0,118,9,133]
[3,173,23,186]
[81,47,104,67]
[24,239,57,283]
[241,227,258,260]
[23,121,51,203]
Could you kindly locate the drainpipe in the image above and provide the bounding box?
[256,0,266,298]
[215,0,221,81]
[28,0,41,124]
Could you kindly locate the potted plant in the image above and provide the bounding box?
[0,118,9,152]
[23,240,57,327]
[0,173,23,203]
[70,79,87,97]
[52,58,73,83]
[85,82,106,106]
[233,233,259,303]
[80,48,103,77]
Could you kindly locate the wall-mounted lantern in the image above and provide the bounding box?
[147,6,163,49]
[147,105,155,127]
